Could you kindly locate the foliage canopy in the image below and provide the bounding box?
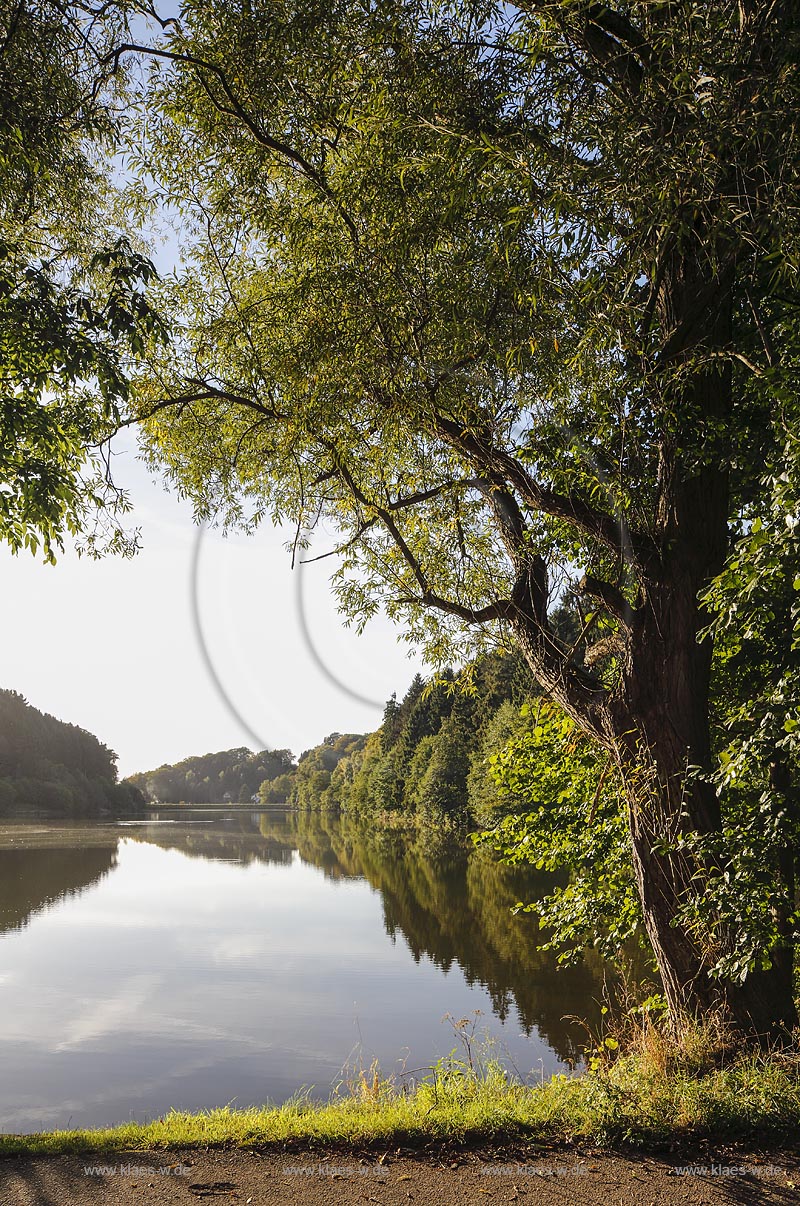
[0,0,165,560]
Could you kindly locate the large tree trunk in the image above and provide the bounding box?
[615,737,799,1035]
[613,700,799,1036]
[606,358,798,1035]
[517,250,799,1037]
[514,519,799,1035]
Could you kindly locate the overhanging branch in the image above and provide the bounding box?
[432,411,640,558]
[324,445,609,729]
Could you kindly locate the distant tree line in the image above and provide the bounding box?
[126,747,296,805]
[125,650,538,823]
[0,690,144,817]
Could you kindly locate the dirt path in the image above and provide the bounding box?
[1,1148,799,1206]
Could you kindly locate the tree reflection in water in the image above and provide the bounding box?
[0,843,118,934]
[137,808,617,1062]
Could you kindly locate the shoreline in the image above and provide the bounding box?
[3,1046,799,1159]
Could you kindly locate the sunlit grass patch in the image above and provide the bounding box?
[2,1017,799,1158]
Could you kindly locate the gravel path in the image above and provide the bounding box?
[2,1147,799,1205]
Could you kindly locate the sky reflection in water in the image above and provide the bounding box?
[0,811,608,1131]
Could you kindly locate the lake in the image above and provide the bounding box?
[0,809,610,1133]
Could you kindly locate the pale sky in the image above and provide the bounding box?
[0,432,424,778]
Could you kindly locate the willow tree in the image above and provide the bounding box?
[126,0,800,1034]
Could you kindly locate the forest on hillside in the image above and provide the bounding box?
[126,650,541,825]
[126,747,296,806]
[0,690,144,817]
[285,651,538,824]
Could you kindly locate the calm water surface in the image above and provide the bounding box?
[0,810,609,1132]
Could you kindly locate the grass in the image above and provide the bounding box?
[2,1014,800,1158]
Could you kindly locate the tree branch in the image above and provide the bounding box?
[118,382,287,431]
[300,519,377,564]
[385,482,469,511]
[578,573,636,628]
[431,411,642,558]
[105,42,359,244]
[327,446,609,729]
[395,592,513,624]
[587,5,655,68]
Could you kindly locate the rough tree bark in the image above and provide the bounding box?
[509,250,799,1036]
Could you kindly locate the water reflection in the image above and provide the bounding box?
[132,809,608,1059]
[0,810,611,1132]
[0,841,118,934]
